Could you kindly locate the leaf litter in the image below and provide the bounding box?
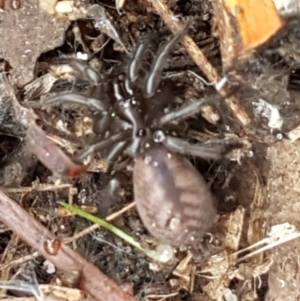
[1,0,300,301]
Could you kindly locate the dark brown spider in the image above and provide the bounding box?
[34,24,224,252]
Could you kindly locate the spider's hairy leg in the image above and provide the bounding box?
[39,92,109,111]
[154,131,223,160]
[145,23,189,98]
[157,98,207,125]
[76,132,128,161]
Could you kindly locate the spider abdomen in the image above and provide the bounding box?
[133,147,216,248]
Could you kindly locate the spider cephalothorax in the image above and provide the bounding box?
[35,23,222,251]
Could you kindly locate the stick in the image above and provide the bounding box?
[0,190,137,301]
[144,0,251,127]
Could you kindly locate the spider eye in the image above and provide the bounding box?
[130,99,137,106]
[137,128,147,137]
[153,130,165,143]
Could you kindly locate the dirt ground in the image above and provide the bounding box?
[1,0,300,300]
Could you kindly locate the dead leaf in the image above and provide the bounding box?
[87,4,128,53]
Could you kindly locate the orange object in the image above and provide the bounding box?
[44,239,62,256]
[224,0,286,51]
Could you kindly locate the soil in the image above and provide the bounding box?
[1,0,300,301]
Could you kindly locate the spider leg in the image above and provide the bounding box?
[39,92,109,112]
[128,38,151,84]
[107,140,129,162]
[154,131,223,160]
[92,113,112,135]
[70,59,102,84]
[145,23,188,98]
[76,132,128,161]
[157,99,207,125]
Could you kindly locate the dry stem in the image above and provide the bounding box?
[0,252,39,272]
[0,190,137,301]
[0,202,136,271]
[144,0,251,127]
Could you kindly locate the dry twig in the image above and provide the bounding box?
[0,190,137,301]
[144,0,251,127]
[0,202,136,271]
[0,252,39,272]
[1,184,73,194]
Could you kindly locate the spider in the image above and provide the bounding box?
[35,23,225,251]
